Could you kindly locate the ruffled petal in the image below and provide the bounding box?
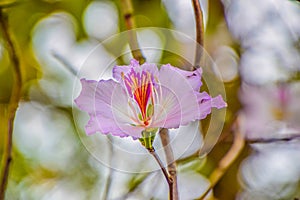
[112,65,131,81]
[211,95,227,109]
[162,64,203,91]
[153,64,200,128]
[75,78,143,138]
[140,62,159,77]
[197,92,227,119]
[113,59,159,81]
[85,114,101,135]
[112,60,140,80]
[75,60,226,139]
[74,79,98,114]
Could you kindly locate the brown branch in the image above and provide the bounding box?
[0,9,22,200]
[119,1,177,198]
[119,2,178,199]
[159,128,178,200]
[197,125,245,200]
[120,0,145,64]
[247,133,300,144]
[147,147,174,200]
[192,0,204,69]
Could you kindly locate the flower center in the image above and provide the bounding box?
[123,69,155,126]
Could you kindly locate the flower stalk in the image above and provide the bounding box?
[160,128,178,200]
[0,9,22,200]
[147,147,173,188]
[139,130,175,199]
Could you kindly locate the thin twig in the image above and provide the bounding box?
[148,147,172,186]
[120,0,145,64]
[0,9,22,200]
[247,133,300,144]
[197,124,245,200]
[191,0,204,69]
[159,128,179,200]
[148,147,175,200]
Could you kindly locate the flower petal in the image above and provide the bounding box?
[153,64,200,128]
[154,65,226,128]
[84,114,100,135]
[112,65,131,81]
[74,79,98,114]
[197,92,227,119]
[162,64,203,91]
[75,60,226,139]
[140,62,159,77]
[112,59,159,81]
[75,78,143,138]
[211,94,227,109]
[151,86,180,128]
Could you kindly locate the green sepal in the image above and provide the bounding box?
[139,128,158,150]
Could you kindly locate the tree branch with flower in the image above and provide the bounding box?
[74,59,227,199]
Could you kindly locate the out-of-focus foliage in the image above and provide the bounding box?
[1,0,300,199]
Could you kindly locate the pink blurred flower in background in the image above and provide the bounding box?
[239,83,300,140]
[75,59,226,138]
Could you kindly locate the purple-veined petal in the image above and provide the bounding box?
[112,65,131,81]
[151,86,181,128]
[75,78,143,138]
[112,60,140,80]
[162,64,203,91]
[130,59,139,67]
[110,82,146,137]
[140,62,159,77]
[154,64,200,128]
[113,59,159,81]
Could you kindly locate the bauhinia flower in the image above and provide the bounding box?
[239,83,300,139]
[75,59,226,139]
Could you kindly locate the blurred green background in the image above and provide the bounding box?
[1,0,300,199]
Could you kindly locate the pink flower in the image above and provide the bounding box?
[75,59,226,139]
[239,83,300,139]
